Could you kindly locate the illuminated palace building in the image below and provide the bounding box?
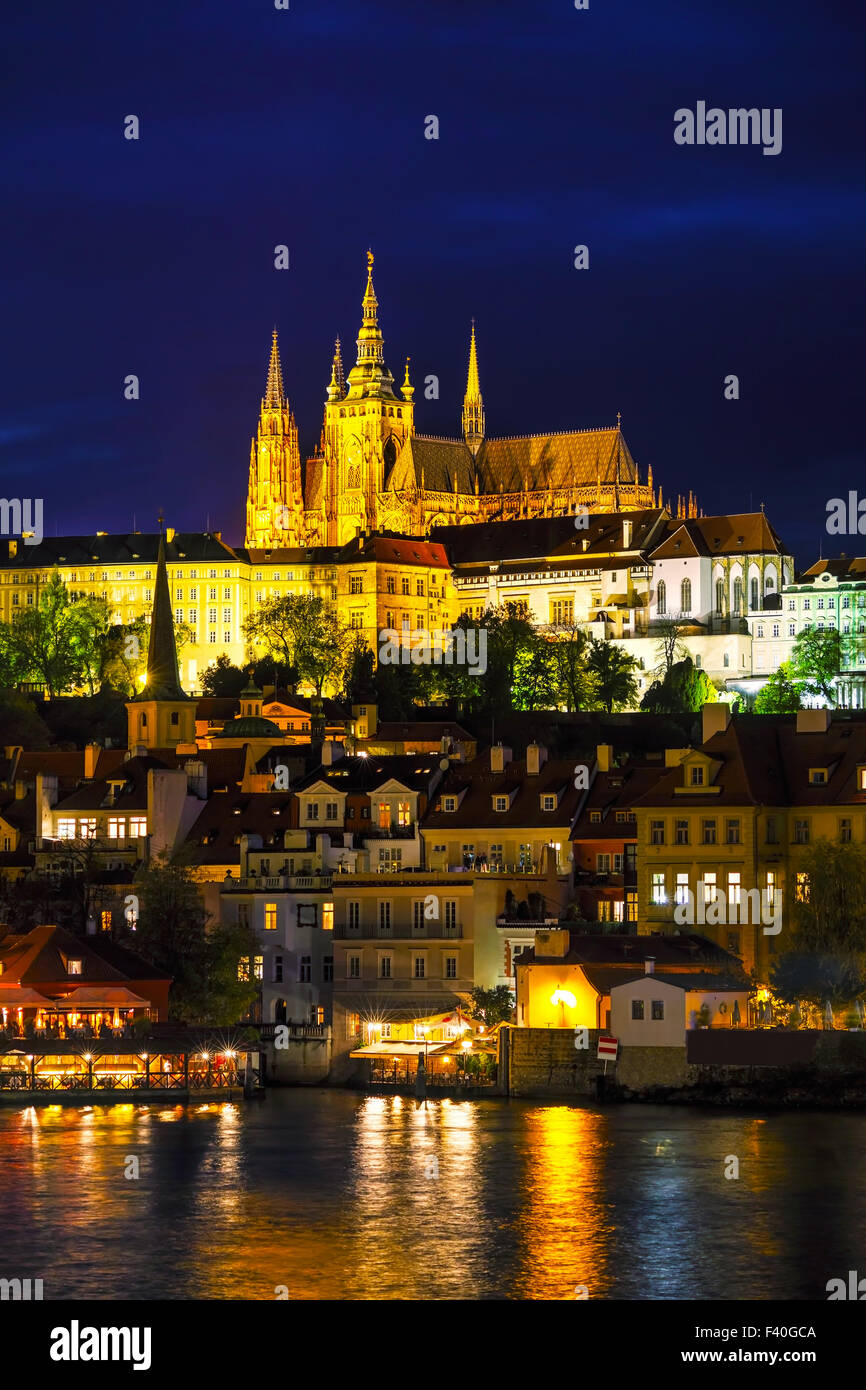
[0,254,676,691]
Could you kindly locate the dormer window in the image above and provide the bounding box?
[67,959,83,976]
[859,767,866,792]
[690,766,704,786]
[590,811,602,823]
[541,794,557,812]
[494,796,509,812]
[443,796,457,812]
[809,768,828,785]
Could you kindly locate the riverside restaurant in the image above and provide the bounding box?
[350,1008,498,1088]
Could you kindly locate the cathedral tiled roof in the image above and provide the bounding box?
[394,436,478,495]
[476,427,638,494]
[649,513,789,561]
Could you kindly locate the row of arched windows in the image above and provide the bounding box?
[657,579,691,616]
[657,574,779,617]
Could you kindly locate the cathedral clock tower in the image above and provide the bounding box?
[321,251,415,545]
[245,329,303,549]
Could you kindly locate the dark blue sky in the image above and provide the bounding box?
[3,0,864,567]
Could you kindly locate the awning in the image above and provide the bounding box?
[49,988,150,1010]
[349,1041,455,1059]
[0,987,57,1008]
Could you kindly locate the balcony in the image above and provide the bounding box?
[223,873,333,892]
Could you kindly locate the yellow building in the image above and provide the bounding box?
[632,705,866,979]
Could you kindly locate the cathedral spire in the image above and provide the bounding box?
[462,320,485,456]
[264,328,286,409]
[401,356,414,402]
[344,249,396,399]
[138,532,186,702]
[327,336,346,402]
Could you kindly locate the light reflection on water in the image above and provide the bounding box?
[2,1091,864,1300]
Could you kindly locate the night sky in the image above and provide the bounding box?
[3,0,863,568]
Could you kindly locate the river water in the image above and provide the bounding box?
[3,1091,862,1300]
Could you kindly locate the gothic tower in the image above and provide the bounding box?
[462,320,485,455]
[126,532,195,750]
[245,329,302,548]
[321,251,415,545]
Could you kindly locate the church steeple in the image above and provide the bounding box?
[126,529,195,751]
[344,250,397,400]
[462,320,485,456]
[140,532,185,701]
[264,328,286,409]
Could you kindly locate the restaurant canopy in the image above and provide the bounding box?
[349,1041,455,1059]
[49,988,150,1010]
[0,987,56,1008]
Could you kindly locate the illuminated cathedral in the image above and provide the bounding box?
[245,252,661,550]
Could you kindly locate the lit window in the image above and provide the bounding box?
[264,903,278,931]
[397,802,411,827]
[67,959,83,976]
[795,872,810,903]
[57,818,76,840]
[322,902,334,931]
[129,817,147,837]
[727,871,741,907]
[675,872,689,906]
[108,816,125,839]
[702,872,718,905]
[651,872,666,905]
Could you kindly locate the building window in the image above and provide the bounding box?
[840,819,853,844]
[348,955,361,979]
[542,794,556,811]
[57,818,76,839]
[715,579,724,615]
[298,904,317,928]
[651,872,666,905]
[273,955,283,983]
[417,579,424,597]
[413,956,426,979]
[725,819,741,845]
[326,802,339,820]
[350,576,363,595]
[264,903,278,931]
[651,1000,664,1021]
[632,999,645,1020]
[675,872,689,906]
[413,901,426,931]
[597,853,611,872]
[794,819,810,845]
[323,956,333,982]
[378,901,392,933]
[750,577,759,610]
[727,871,741,907]
[442,796,457,812]
[766,870,777,908]
[401,578,410,596]
[680,578,691,615]
[307,803,320,821]
[795,872,810,903]
[675,819,689,845]
[626,891,638,923]
[379,956,392,979]
[657,580,666,615]
[702,872,718,906]
[650,820,665,845]
[386,576,396,594]
[347,901,361,931]
[444,955,458,980]
[299,956,312,982]
[322,902,334,931]
[397,801,411,827]
[766,816,778,844]
[702,818,716,844]
[443,899,458,931]
[345,1012,360,1038]
[809,768,827,785]
[690,766,704,786]
[732,577,742,615]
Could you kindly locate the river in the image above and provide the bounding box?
[3,1091,862,1300]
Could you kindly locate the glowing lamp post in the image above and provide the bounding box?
[550,988,577,1028]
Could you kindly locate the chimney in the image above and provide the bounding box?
[36,773,58,836]
[321,740,344,767]
[84,743,101,780]
[796,709,831,734]
[645,956,655,975]
[596,743,613,773]
[623,518,633,549]
[701,702,731,743]
[526,743,548,775]
[490,744,513,774]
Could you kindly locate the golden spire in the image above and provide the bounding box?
[402,356,414,402]
[344,249,396,399]
[462,319,485,455]
[264,327,286,408]
[327,336,346,402]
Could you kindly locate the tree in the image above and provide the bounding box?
[547,622,599,712]
[0,689,51,747]
[653,618,690,678]
[6,572,91,696]
[586,639,639,712]
[791,839,866,954]
[769,951,866,1010]
[640,657,718,714]
[201,655,248,698]
[467,985,515,1027]
[122,853,262,1024]
[754,662,802,713]
[244,593,352,697]
[512,631,558,711]
[790,627,842,706]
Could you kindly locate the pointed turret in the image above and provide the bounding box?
[327,337,346,402]
[140,533,186,702]
[344,250,397,400]
[126,529,195,751]
[401,356,414,403]
[462,320,485,456]
[264,328,286,409]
